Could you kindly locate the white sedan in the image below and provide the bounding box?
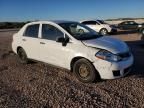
[12,21,133,83]
[80,20,117,35]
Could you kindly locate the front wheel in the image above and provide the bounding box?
[99,28,108,35]
[73,58,100,83]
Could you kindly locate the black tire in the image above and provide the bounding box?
[73,58,100,83]
[99,28,108,35]
[141,29,144,40]
[17,48,28,64]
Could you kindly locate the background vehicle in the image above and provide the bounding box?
[140,27,144,40]
[118,21,143,30]
[80,20,117,35]
[12,21,133,83]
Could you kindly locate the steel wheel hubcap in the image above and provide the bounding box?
[79,64,90,78]
[102,30,107,35]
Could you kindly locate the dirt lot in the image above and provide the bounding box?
[0,30,143,108]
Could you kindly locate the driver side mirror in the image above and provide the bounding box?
[56,37,65,43]
[56,36,69,46]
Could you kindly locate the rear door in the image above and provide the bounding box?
[21,24,40,60]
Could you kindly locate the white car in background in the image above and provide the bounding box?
[80,20,117,35]
[12,21,133,83]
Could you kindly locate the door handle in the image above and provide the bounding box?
[40,42,45,44]
[22,39,26,41]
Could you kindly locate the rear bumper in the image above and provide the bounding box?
[12,42,17,54]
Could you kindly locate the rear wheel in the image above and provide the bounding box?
[73,58,100,83]
[99,28,108,35]
[17,48,28,64]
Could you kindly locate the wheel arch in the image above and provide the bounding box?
[70,56,93,72]
[17,46,23,54]
[99,28,109,35]
[100,28,108,31]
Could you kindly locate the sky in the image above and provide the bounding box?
[0,0,144,22]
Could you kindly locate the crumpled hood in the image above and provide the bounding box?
[82,36,129,54]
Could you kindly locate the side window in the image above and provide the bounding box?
[24,24,39,38]
[82,21,96,25]
[42,24,64,41]
[129,21,135,25]
[89,21,96,25]
[82,21,89,25]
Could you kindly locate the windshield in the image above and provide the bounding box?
[59,22,101,40]
[97,20,107,24]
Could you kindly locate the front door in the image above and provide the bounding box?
[39,24,67,68]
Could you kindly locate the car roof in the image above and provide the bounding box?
[29,20,77,24]
[52,20,77,24]
[121,21,136,23]
[80,19,101,22]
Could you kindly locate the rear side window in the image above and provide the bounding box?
[82,21,96,25]
[129,21,135,25]
[42,24,64,41]
[24,24,39,38]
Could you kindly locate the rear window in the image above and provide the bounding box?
[23,24,39,38]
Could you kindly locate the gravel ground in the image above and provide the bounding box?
[0,30,143,108]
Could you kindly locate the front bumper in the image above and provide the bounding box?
[93,54,134,79]
[110,28,117,33]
